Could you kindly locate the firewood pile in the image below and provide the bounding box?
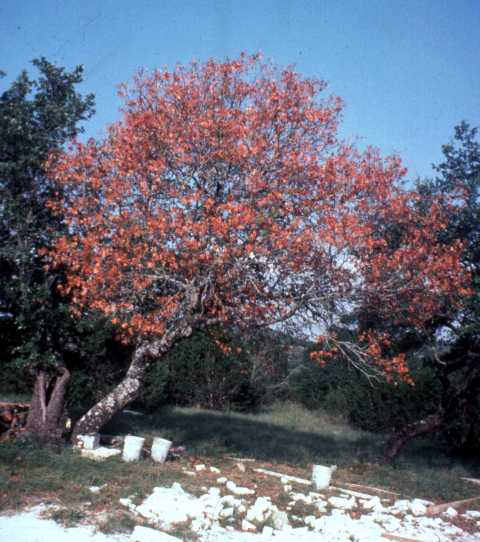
[0,401,30,440]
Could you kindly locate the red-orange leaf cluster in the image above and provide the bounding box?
[45,53,471,379]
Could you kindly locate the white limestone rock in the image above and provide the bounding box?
[328,495,356,510]
[410,498,427,516]
[271,509,289,531]
[241,519,256,532]
[81,447,121,461]
[130,526,181,541]
[443,506,458,518]
[225,481,255,496]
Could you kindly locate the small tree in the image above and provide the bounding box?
[46,54,469,438]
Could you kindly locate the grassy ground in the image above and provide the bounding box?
[1,401,479,529]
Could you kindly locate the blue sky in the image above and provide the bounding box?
[1,0,479,180]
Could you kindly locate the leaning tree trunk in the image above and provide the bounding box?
[25,366,71,442]
[383,408,444,462]
[72,325,193,439]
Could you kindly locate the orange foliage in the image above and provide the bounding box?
[45,53,471,380]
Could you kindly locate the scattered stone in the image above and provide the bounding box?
[236,462,246,473]
[217,477,228,484]
[195,464,206,472]
[283,484,292,493]
[464,510,480,519]
[183,470,196,476]
[241,519,256,532]
[328,495,356,510]
[88,485,103,494]
[271,509,289,530]
[246,497,274,524]
[410,498,427,516]
[219,507,234,519]
[130,525,181,541]
[225,481,255,496]
[362,496,384,512]
[253,468,312,486]
[119,497,136,512]
[443,506,458,518]
[80,447,121,461]
[210,466,221,473]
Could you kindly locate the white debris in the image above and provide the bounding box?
[236,463,246,473]
[88,485,103,494]
[283,484,292,493]
[210,466,221,473]
[361,496,384,512]
[225,481,255,496]
[119,498,136,512]
[130,526,181,541]
[271,509,289,530]
[327,495,356,510]
[195,464,206,472]
[410,498,428,516]
[0,506,129,542]
[76,434,100,450]
[219,507,234,519]
[241,519,256,532]
[217,477,228,484]
[391,499,411,513]
[443,506,458,518]
[253,468,312,486]
[246,497,274,524]
[81,447,121,461]
[464,510,480,519]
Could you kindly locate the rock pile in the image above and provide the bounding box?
[120,478,480,542]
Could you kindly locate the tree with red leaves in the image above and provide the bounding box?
[45,54,469,437]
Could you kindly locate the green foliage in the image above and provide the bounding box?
[289,352,443,434]
[140,330,265,412]
[0,59,123,406]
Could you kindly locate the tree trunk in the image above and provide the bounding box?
[72,325,193,439]
[25,366,70,442]
[383,408,444,462]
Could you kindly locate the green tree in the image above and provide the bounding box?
[383,122,480,460]
[0,58,104,440]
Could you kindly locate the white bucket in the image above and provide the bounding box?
[312,464,337,490]
[122,435,145,462]
[151,437,172,463]
[76,433,100,450]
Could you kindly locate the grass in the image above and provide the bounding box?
[1,401,479,527]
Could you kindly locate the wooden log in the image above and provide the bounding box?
[426,496,480,516]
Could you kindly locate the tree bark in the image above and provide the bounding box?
[383,408,444,462]
[25,366,70,442]
[72,325,193,439]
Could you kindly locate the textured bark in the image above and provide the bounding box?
[383,408,444,462]
[25,366,70,442]
[72,325,193,438]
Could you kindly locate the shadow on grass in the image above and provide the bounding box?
[105,407,386,467]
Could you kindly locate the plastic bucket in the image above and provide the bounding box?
[312,464,336,490]
[122,435,145,462]
[77,433,100,450]
[151,437,172,463]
